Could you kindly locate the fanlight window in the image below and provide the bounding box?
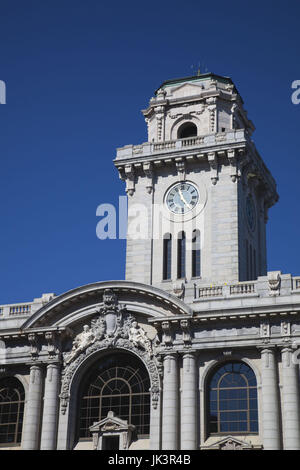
[0,377,25,444]
[177,122,197,139]
[79,354,150,439]
[208,362,258,435]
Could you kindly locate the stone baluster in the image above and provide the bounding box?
[260,348,281,449]
[162,354,178,449]
[40,363,61,450]
[22,364,43,449]
[281,347,300,449]
[181,352,197,449]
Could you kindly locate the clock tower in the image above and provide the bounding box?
[114,73,278,303]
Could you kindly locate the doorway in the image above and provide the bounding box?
[102,435,120,450]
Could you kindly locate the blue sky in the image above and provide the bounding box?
[0,0,299,304]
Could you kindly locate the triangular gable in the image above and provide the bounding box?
[169,82,204,98]
[89,411,135,433]
[202,435,259,450]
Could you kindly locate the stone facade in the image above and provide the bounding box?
[0,73,299,451]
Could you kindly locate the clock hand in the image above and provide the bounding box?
[178,189,192,209]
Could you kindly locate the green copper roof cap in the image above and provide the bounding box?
[154,72,239,97]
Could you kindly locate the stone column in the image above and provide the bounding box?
[181,352,197,449]
[260,348,281,449]
[162,354,178,449]
[40,363,61,450]
[22,364,43,450]
[281,347,300,449]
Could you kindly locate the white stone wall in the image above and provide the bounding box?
[125,171,153,284]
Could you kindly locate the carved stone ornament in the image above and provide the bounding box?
[45,331,60,359]
[268,271,281,296]
[281,319,291,342]
[60,291,160,414]
[221,439,243,450]
[156,88,166,100]
[124,165,135,196]
[260,320,270,343]
[207,152,218,185]
[204,435,256,450]
[175,159,186,182]
[161,321,173,347]
[206,97,217,133]
[173,281,185,300]
[155,105,165,141]
[227,149,239,183]
[143,162,154,194]
[180,319,191,346]
[28,333,40,359]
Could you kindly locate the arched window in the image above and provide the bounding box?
[78,353,150,439]
[208,362,258,435]
[192,229,201,278]
[163,233,172,280]
[177,231,186,279]
[0,377,25,444]
[177,122,197,139]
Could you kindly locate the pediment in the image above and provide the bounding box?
[203,436,258,450]
[89,411,135,433]
[170,82,204,99]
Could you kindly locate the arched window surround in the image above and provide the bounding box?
[200,358,261,442]
[177,121,197,139]
[206,361,259,436]
[77,352,151,440]
[0,377,25,445]
[170,116,200,141]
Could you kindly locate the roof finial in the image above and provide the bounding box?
[191,62,205,76]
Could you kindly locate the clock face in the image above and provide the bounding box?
[166,182,199,214]
[246,195,256,231]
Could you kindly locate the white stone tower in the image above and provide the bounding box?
[114,73,278,301]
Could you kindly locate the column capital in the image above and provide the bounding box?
[162,351,178,360]
[44,360,62,367]
[26,361,44,368]
[257,345,277,354]
[179,350,197,358]
[280,345,296,353]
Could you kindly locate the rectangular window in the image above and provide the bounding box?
[163,235,172,280]
[192,230,201,278]
[177,232,186,279]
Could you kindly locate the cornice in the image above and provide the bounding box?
[20,280,192,329]
[148,309,300,326]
